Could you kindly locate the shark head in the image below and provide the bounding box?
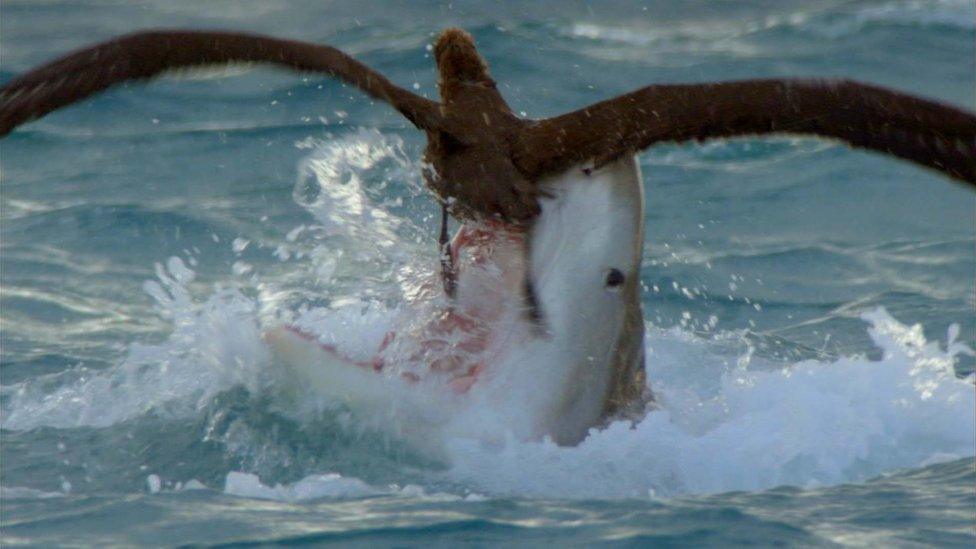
[457,155,649,445]
[521,155,648,444]
[266,155,650,447]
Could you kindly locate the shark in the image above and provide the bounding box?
[1,27,972,445]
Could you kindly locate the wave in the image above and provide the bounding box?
[2,129,971,502]
[2,241,971,499]
[561,0,973,61]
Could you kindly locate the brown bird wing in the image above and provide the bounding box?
[514,79,975,186]
[0,29,444,135]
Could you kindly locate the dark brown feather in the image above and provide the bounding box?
[0,30,444,135]
[514,79,976,186]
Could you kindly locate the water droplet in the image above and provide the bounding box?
[232,238,250,254]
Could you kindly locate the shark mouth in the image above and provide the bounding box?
[274,219,531,396]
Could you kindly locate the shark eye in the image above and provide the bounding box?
[605,268,625,289]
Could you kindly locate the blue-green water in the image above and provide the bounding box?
[2,1,974,546]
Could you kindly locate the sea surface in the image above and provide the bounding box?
[1,0,974,546]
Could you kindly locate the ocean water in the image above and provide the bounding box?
[1,0,975,546]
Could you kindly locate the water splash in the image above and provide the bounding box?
[2,130,972,502]
[1,258,270,430]
[446,310,974,498]
[3,247,971,498]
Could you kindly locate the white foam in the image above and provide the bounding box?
[224,471,380,502]
[0,260,271,430]
[146,474,162,494]
[222,471,480,503]
[179,479,209,491]
[215,303,974,502]
[444,310,974,498]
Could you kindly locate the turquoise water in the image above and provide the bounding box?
[2,0,974,546]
